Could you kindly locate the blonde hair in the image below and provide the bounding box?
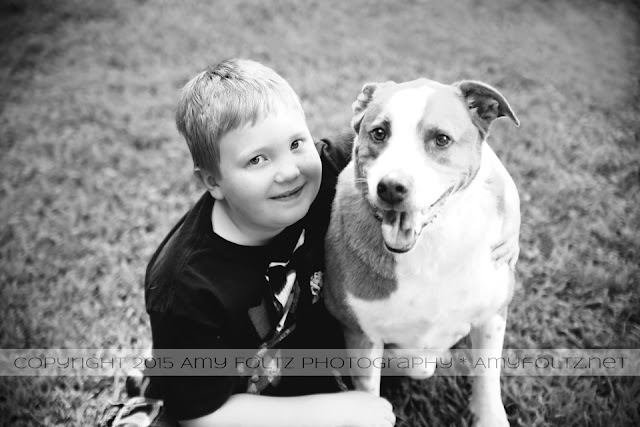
[175,58,304,179]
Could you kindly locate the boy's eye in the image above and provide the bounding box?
[247,155,265,166]
[291,139,302,150]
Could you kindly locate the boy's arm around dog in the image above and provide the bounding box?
[484,145,521,270]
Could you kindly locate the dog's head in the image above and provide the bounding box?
[351,78,519,254]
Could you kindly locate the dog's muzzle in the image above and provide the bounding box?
[378,186,453,254]
[355,150,453,254]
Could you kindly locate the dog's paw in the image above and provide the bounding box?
[399,361,437,379]
[470,401,509,427]
[472,412,509,427]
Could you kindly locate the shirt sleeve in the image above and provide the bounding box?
[149,311,243,421]
[316,132,354,179]
[311,133,354,237]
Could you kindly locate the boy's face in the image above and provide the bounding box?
[211,103,322,239]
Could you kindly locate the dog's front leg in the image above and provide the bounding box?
[344,328,384,396]
[470,311,509,427]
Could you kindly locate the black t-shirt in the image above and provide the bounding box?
[144,136,352,420]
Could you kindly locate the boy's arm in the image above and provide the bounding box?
[151,312,394,427]
[178,391,395,427]
[484,145,521,269]
[149,312,242,420]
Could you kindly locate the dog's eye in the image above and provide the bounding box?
[435,134,451,147]
[371,128,386,141]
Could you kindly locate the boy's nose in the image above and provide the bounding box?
[274,161,301,183]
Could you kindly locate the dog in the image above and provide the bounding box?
[324,78,520,427]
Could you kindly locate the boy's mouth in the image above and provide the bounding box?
[271,184,305,200]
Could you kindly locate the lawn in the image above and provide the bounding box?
[1,0,639,426]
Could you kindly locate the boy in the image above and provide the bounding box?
[144,58,520,426]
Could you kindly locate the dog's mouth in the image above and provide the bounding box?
[378,187,454,254]
[380,210,421,253]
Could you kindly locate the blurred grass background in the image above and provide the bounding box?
[1,0,639,425]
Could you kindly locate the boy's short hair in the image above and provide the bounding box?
[175,58,305,179]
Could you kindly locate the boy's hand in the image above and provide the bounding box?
[491,176,521,270]
[328,391,396,427]
[484,145,521,271]
[491,221,520,270]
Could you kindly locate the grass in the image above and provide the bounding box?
[1,0,639,425]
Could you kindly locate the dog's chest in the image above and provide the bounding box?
[347,191,511,349]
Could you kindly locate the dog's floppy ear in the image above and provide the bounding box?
[454,80,519,134]
[351,81,394,134]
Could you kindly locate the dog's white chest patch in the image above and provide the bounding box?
[346,187,511,350]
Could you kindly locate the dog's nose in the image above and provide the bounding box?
[377,175,411,204]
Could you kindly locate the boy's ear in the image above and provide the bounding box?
[194,168,224,200]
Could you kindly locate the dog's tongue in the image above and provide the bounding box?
[381,211,421,253]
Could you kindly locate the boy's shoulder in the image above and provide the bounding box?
[315,132,354,174]
[144,192,269,325]
[305,133,354,239]
[143,192,212,315]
